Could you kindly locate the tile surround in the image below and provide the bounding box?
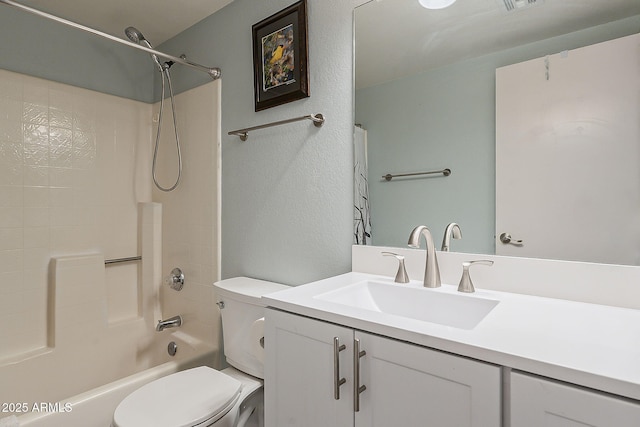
[0,68,220,368]
[0,69,152,360]
[154,80,221,345]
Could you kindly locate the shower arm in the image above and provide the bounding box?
[0,0,221,80]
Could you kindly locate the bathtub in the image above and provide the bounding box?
[0,205,221,426]
[0,329,216,427]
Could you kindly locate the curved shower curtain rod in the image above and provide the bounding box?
[0,0,221,80]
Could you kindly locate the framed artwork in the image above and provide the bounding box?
[252,0,309,111]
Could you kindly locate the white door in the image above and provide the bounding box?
[511,371,640,427]
[264,309,353,427]
[355,331,501,427]
[495,33,640,265]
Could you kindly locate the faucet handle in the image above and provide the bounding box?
[164,268,184,291]
[458,260,494,293]
[382,252,410,283]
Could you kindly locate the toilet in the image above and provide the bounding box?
[112,277,288,427]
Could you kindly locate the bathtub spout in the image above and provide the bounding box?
[156,315,182,331]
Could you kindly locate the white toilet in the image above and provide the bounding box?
[112,277,288,427]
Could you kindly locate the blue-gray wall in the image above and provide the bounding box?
[356,15,640,254]
[159,0,362,285]
[0,4,154,102]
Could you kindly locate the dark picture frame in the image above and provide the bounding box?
[252,0,309,111]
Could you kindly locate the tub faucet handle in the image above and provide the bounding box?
[164,267,184,291]
[458,260,494,293]
[382,252,410,283]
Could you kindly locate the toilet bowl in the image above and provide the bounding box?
[112,277,288,427]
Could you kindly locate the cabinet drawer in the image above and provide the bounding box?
[511,371,640,427]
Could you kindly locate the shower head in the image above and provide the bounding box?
[124,26,146,45]
[125,26,164,71]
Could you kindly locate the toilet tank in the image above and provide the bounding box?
[213,277,288,379]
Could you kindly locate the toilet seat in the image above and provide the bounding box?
[112,366,242,427]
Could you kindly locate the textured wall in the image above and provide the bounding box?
[160,0,365,285]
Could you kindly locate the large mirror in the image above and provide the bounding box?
[354,0,640,265]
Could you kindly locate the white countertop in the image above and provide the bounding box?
[263,272,640,400]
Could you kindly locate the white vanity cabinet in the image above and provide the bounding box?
[264,309,353,427]
[355,330,501,426]
[264,309,501,427]
[510,372,640,427]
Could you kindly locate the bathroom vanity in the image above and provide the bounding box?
[264,308,500,426]
[263,246,640,426]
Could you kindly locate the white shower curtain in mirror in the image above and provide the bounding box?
[354,126,371,244]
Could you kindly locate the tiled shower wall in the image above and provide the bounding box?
[153,80,221,347]
[0,69,152,360]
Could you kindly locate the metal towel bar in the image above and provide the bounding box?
[383,168,451,181]
[104,256,142,265]
[228,113,325,141]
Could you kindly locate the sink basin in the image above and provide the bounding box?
[314,280,499,330]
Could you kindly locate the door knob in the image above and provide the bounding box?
[499,233,523,245]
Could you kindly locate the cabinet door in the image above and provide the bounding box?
[264,309,353,427]
[511,372,640,427]
[355,331,501,427]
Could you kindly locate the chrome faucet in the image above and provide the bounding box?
[407,225,441,288]
[156,315,182,331]
[441,222,462,252]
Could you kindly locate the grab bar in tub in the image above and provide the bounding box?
[104,256,142,265]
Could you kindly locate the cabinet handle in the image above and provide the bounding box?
[333,337,347,400]
[353,338,367,412]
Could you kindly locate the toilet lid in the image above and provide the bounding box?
[113,366,242,427]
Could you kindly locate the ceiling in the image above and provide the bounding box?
[356,0,640,89]
[16,0,235,45]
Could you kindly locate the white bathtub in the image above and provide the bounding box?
[1,330,216,427]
